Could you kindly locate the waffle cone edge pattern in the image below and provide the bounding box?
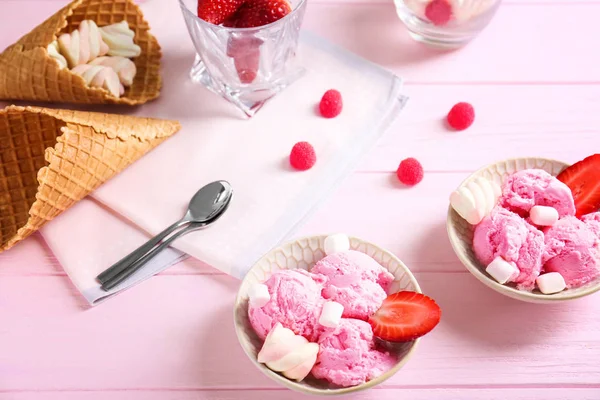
[0,105,181,252]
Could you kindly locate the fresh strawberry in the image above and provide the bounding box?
[368,291,441,342]
[226,0,292,28]
[197,0,245,25]
[557,154,600,217]
[227,36,263,84]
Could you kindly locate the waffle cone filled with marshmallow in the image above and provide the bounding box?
[0,105,180,252]
[0,0,161,105]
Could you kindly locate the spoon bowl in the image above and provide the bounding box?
[186,181,233,223]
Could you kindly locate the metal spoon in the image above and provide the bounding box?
[97,181,233,290]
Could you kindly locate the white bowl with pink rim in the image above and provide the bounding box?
[447,157,600,304]
[233,235,421,395]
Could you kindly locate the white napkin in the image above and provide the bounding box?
[40,28,406,305]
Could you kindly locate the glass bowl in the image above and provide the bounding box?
[394,0,502,47]
[179,0,307,117]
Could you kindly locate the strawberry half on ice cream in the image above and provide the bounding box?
[557,154,600,218]
[368,291,441,342]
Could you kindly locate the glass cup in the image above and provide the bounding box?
[179,0,307,117]
[394,0,502,48]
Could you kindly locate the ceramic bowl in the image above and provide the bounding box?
[447,157,600,303]
[234,235,421,395]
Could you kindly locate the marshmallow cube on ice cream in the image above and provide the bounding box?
[473,207,545,290]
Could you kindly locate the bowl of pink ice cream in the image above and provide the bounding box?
[447,157,600,303]
[234,235,422,395]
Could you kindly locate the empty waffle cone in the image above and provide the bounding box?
[0,105,180,252]
[0,0,161,105]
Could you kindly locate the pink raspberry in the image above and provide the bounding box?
[290,142,316,171]
[319,89,343,118]
[447,102,475,130]
[425,0,452,26]
[396,158,424,186]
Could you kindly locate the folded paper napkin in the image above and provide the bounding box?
[39,2,407,305]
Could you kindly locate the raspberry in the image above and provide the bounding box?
[319,89,343,118]
[396,158,424,186]
[425,0,452,26]
[447,102,475,130]
[290,142,316,171]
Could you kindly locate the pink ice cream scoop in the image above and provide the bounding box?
[500,169,576,217]
[473,206,545,290]
[582,212,600,239]
[311,319,396,387]
[248,269,326,341]
[311,251,394,320]
[542,216,600,288]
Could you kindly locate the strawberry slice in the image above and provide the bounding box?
[368,291,441,342]
[197,0,245,25]
[557,154,600,217]
[226,0,292,28]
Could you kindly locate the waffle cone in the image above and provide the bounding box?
[0,0,161,105]
[0,105,180,252]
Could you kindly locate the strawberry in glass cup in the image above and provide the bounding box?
[198,0,292,84]
[180,0,305,116]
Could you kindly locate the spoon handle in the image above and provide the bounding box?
[100,224,202,291]
[96,218,190,284]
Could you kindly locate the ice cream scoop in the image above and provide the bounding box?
[500,169,575,217]
[311,319,396,387]
[542,216,600,288]
[583,212,600,239]
[473,206,545,290]
[58,20,109,67]
[89,56,136,86]
[312,251,394,320]
[248,269,326,341]
[99,21,141,58]
[257,323,319,381]
[47,41,67,69]
[71,64,123,98]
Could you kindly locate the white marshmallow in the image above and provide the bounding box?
[475,177,496,214]
[248,283,270,307]
[530,206,559,226]
[450,187,482,225]
[324,234,350,255]
[266,342,319,372]
[318,301,344,328]
[467,181,487,222]
[486,256,519,284]
[536,272,566,294]
[450,177,501,225]
[47,41,67,69]
[282,344,319,381]
[491,179,502,199]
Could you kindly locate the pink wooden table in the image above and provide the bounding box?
[1,0,600,399]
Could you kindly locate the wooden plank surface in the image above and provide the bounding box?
[3,389,600,400]
[1,274,599,391]
[1,0,600,399]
